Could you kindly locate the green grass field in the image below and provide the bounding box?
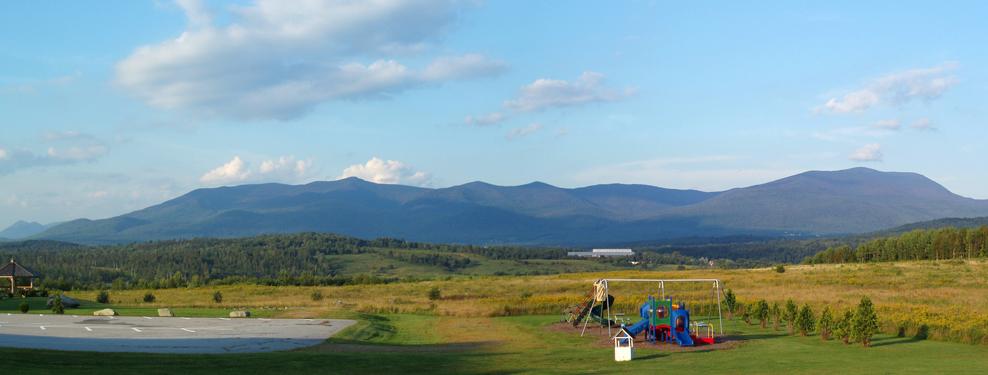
[1,314,986,374]
[3,260,988,374]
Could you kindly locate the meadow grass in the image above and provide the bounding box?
[10,259,985,343]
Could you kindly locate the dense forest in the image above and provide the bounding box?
[806,226,988,264]
[0,233,714,291]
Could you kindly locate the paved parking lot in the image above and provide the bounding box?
[0,313,354,353]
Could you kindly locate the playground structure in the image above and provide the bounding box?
[569,278,724,348]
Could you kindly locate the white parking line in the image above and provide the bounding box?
[181,328,195,333]
[85,327,93,332]
[39,326,46,330]
[182,317,192,320]
[132,328,142,332]
[143,317,153,320]
[218,318,230,321]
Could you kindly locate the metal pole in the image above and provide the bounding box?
[660,280,665,300]
[580,297,596,337]
[605,280,612,337]
[715,280,724,336]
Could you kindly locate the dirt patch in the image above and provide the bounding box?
[547,322,743,352]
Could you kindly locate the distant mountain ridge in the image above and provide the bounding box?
[34,167,988,245]
[0,221,55,240]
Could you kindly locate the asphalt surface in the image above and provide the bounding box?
[0,313,355,353]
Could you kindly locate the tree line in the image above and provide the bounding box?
[806,226,988,264]
[723,289,882,347]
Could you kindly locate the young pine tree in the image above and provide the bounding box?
[783,299,798,335]
[756,300,770,328]
[770,302,781,331]
[796,304,815,336]
[834,310,854,344]
[818,306,834,341]
[723,289,737,319]
[741,302,753,325]
[852,297,880,347]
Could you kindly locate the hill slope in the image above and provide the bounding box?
[36,168,988,245]
[0,221,49,240]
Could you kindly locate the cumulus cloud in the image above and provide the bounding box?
[200,155,313,185]
[506,123,543,140]
[0,148,7,160]
[339,157,432,186]
[849,143,883,162]
[116,0,505,120]
[819,62,958,113]
[200,156,251,184]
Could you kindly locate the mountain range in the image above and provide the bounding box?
[29,167,988,245]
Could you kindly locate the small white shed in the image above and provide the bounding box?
[613,328,634,362]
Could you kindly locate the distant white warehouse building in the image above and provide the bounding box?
[567,248,635,258]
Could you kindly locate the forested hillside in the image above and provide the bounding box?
[0,233,703,291]
[807,226,988,264]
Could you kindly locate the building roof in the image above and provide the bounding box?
[0,259,37,278]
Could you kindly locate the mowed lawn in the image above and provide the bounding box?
[1,314,987,374]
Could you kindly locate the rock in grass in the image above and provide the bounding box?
[229,310,251,318]
[93,308,117,316]
[158,308,174,317]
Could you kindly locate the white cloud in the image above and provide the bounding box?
[819,62,958,113]
[339,157,432,186]
[45,145,109,161]
[849,143,883,162]
[464,112,506,126]
[200,155,315,185]
[504,71,635,112]
[116,0,504,120]
[871,119,901,131]
[258,156,313,180]
[200,156,251,184]
[506,123,543,140]
[910,117,937,131]
[175,0,211,29]
[0,131,109,174]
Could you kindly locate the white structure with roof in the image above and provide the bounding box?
[567,248,635,257]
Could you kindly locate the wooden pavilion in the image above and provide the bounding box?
[0,259,38,294]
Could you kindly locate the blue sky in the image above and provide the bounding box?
[2,0,987,227]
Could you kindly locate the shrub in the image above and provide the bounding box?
[775,264,786,273]
[52,295,65,315]
[755,300,770,328]
[818,306,834,340]
[311,290,323,302]
[213,291,223,303]
[19,301,29,313]
[783,299,798,334]
[796,304,815,336]
[770,302,781,331]
[143,292,156,303]
[427,287,441,301]
[96,290,110,304]
[852,297,879,347]
[723,289,737,318]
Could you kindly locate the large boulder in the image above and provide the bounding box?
[93,308,117,316]
[46,295,81,309]
[229,310,251,318]
[157,308,174,317]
